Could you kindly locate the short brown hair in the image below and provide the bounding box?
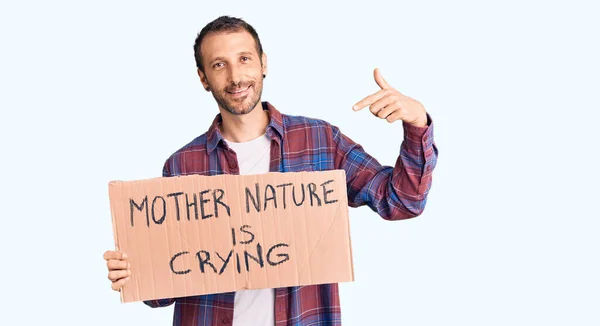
[193,16,264,74]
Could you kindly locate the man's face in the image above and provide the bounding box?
[199,30,266,116]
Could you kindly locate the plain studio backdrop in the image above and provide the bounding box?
[1,0,598,325]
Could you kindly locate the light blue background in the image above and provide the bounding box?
[1,0,598,325]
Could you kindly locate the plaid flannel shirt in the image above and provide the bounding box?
[143,101,438,325]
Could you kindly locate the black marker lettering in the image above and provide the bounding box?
[245,183,261,213]
[199,190,213,219]
[196,250,217,274]
[186,193,198,220]
[213,189,230,217]
[130,196,149,227]
[244,243,264,271]
[152,196,166,224]
[263,184,277,211]
[267,243,290,266]
[215,250,234,275]
[169,251,191,275]
[320,180,338,204]
[276,183,293,209]
[292,183,306,206]
[239,225,255,245]
[167,192,184,221]
[231,227,237,246]
[308,183,321,206]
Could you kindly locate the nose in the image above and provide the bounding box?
[227,64,243,85]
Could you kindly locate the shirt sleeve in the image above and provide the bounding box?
[332,114,438,220]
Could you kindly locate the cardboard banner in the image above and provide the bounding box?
[108,170,354,303]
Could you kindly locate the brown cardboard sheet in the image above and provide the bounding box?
[108,170,354,303]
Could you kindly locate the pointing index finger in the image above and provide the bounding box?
[352,89,388,111]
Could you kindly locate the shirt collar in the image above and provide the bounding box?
[206,101,284,154]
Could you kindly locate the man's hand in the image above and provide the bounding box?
[103,250,131,291]
[353,68,428,127]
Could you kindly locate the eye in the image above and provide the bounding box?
[213,62,224,69]
[241,56,250,62]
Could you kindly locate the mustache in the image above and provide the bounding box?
[225,81,254,92]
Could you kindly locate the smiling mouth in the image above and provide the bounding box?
[227,86,251,95]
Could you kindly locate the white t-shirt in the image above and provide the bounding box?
[224,133,274,326]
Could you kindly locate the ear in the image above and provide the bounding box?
[261,52,268,77]
[198,68,210,91]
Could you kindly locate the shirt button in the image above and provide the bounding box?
[229,161,237,169]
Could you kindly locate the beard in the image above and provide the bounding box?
[210,77,263,116]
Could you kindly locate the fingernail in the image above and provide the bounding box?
[123,253,128,260]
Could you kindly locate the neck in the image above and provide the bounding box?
[219,102,269,143]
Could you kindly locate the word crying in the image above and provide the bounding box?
[168,225,290,276]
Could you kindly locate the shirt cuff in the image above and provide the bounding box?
[402,113,434,149]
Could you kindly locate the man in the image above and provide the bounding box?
[104,15,437,326]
